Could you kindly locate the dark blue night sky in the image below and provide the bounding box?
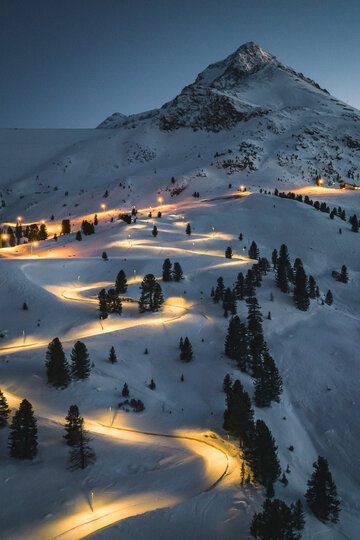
[1,0,359,128]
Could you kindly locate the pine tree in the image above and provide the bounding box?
[64,405,84,446]
[254,353,283,407]
[225,246,232,259]
[173,262,183,281]
[213,276,225,303]
[244,269,256,298]
[71,341,91,380]
[293,263,310,311]
[250,498,303,540]
[339,265,348,283]
[239,233,243,241]
[225,316,241,358]
[244,419,281,492]
[38,223,48,241]
[249,241,259,260]
[98,289,108,320]
[122,383,129,397]
[106,289,122,315]
[223,380,254,447]
[0,389,10,427]
[180,337,193,362]
[75,231,82,241]
[162,258,172,281]
[115,269,127,293]
[139,274,163,312]
[102,251,108,261]
[152,225,158,237]
[247,297,263,337]
[46,337,71,388]
[149,378,156,390]
[109,346,117,364]
[224,317,249,372]
[223,373,232,394]
[69,429,96,470]
[153,282,164,311]
[179,337,184,349]
[276,244,290,293]
[8,399,38,459]
[186,223,191,235]
[308,275,316,299]
[223,287,237,317]
[234,272,244,300]
[325,290,333,306]
[291,499,305,531]
[94,214,98,225]
[271,249,278,269]
[305,456,340,523]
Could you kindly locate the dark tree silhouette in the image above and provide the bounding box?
[46,337,71,388]
[9,399,38,460]
[305,456,340,523]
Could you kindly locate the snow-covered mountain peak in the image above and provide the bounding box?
[196,41,278,87]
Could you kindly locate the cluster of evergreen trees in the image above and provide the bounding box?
[65,405,95,470]
[179,336,193,362]
[1,223,48,248]
[0,393,96,469]
[97,269,128,319]
[225,297,282,407]
[251,498,305,539]
[212,252,270,314]
[332,265,348,284]
[46,338,91,388]
[223,378,280,494]
[81,220,95,235]
[250,455,340,538]
[274,189,359,234]
[98,288,122,319]
[139,274,164,312]
[162,259,183,282]
[274,244,323,311]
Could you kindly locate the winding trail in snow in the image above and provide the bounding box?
[19,422,239,540]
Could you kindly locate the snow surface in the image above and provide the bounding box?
[1,42,360,539]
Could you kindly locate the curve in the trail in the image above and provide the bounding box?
[26,422,234,540]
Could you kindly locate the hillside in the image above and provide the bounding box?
[0,43,359,539]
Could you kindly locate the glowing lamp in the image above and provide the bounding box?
[34,242,38,247]
[157,197,163,203]
[101,204,106,210]
[2,234,7,240]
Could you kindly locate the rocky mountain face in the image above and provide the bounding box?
[96,42,360,188]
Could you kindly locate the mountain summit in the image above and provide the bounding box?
[98,42,335,131]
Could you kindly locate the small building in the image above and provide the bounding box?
[340,182,360,190]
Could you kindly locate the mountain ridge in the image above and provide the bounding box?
[98,42,333,131]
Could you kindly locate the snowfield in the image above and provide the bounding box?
[1,42,360,539]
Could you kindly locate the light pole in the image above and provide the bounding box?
[30,242,38,256]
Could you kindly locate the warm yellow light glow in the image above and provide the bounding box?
[17,216,22,221]
[101,204,106,210]
[57,226,61,230]
[240,185,245,191]
[41,220,45,224]
[157,197,163,203]
[2,234,7,240]
[33,242,38,247]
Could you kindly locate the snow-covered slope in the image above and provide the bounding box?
[1,42,360,539]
